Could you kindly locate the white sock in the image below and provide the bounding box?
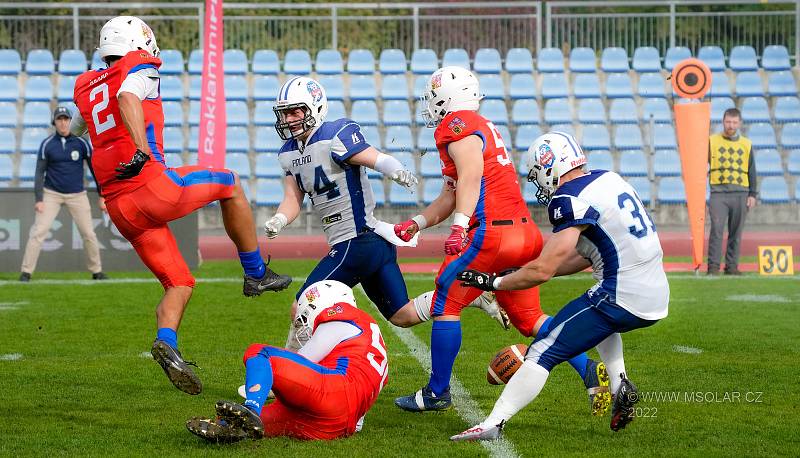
[413,291,434,322]
[482,361,550,427]
[596,333,626,394]
[284,324,302,352]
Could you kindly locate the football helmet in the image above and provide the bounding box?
[526,132,587,204]
[274,76,328,140]
[294,280,357,345]
[98,16,159,63]
[421,66,482,128]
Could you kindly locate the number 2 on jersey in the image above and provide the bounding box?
[618,192,656,238]
[89,82,117,135]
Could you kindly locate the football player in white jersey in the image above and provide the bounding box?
[451,132,670,441]
[264,77,506,349]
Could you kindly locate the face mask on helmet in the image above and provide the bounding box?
[526,132,586,205]
[293,280,357,346]
[274,104,315,141]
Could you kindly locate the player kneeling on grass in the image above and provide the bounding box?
[450,132,670,441]
[187,280,388,442]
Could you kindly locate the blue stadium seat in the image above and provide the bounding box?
[735,71,764,97]
[384,126,413,152]
[360,125,380,148]
[653,149,681,177]
[632,47,661,73]
[569,47,596,73]
[0,155,12,180]
[56,75,76,101]
[25,49,54,75]
[189,75,201,100]
[581,125,611,151]
[223,49,247,75]
[637,72,666,98]
[697,46,726,72]
[758,176,790,203]
[544,98,571,125]
[474,48,502,74]
[347,49,375,75]
[573,74,602,99]
[755,149,783,176]
[163,152,184,168]
[708,71,732,97]
[747,123,777,149]
[664,46,691,71]
[162,101,184,127]
[479,99,509,125]
[442,48,470,69]
[0,76,18,101]
[187,101,200,126]
[252,50,280,75]
[24,76,52,102]
[479,75,505,100]
[318,75,344,101]
[379,49,407,74]
[89,50,104,70]
[158,49,184,75]
[495,124,512,149]
[0,102,17,127]
[416,128,436,154]
[780,123,800,149]
[253,75,281,101]
[18,155,37,180]
[284,49,312,75]
[509,74,536,100]
[255,179,283,206]
[505,48,534,74]
[0,128,15,154]
[537,48,565,73]
[609,98,638,124]
[548,123,575,137]
[392,151,416,173]
[423,178,443,204]
[740,97,770,123]
[541,73,568,99]
[188,49,203,74]
[226,101,249,126]
[350,75,377,101]
[188,126,199,152]
[787,149,800,175]
[767,71,797,97]
[657,177,686,204]
[601,47,629,73]
[255,152,283,177]
[381,74,409,101]
[315,49,343,75]
[588,150,614,171]
[226,153,251,178]
[226,126,250,153]
[515,125,542,151]
[762,45,791,71]
[577,98,606,124]
[253,101,275,126]
[728,45,758,72]
[605,73,634,99]
[383,101,412,126]
[774,97,800,123]
[614,125,643,150]
[160,76,184,101]
[254,127,283,154]
[21,128,48,153]
[711,97,735,122]
[327,100,346,121]
[641,98,671,123]
[0,49,21,75]
[420,152,441,178]
[351,101,379,126]
[388,181,417,206]
[511,99,540,125]
[225,75,248,101]
[410,49,438,75]
[414,100,426,126]
[626,177,652,204]
[413,75,428,99]
[653,124,677,150]
[58,49,86,75]
[522,180,541,205]
[162,127,184,154]
[23,102,50,127]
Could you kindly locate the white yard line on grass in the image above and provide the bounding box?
[672,345,703,354]
[0,301,28,310]
[0,353,23,361]
[725,294,791,303]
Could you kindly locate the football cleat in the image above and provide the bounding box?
[215,400,264,440]
[470,291,510,330]
[242,262,292,297]
[151,340,202,395]
[450,421,505,442]
[583,360,612,416]
[186,417,248,443]
[610,373,639,431]
[395,385,452,412]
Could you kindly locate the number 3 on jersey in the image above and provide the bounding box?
[90,82,117,135]
[618,192,656,238]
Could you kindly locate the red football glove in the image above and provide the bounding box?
[444,225,469,255]
[394,220,419,242]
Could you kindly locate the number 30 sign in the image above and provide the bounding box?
[757,246,794,276]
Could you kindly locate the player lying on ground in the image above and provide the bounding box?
[263,77,507,353]
[72,16,291,395]
[187,280,387,442]
[393,68,609,415]
[451,132,670,441]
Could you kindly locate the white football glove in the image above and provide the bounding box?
[390,170,418,188]
[264,213,288,239]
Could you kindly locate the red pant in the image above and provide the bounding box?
[106,165,236,288]
[432,216,544,336]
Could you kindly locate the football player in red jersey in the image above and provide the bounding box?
[71,16,291,395]
[186,280,388,442]
[394,67,609,415]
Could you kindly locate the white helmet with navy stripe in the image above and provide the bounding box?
[274,76,328,141]
[294,280,356,346]
[526,132,587,204]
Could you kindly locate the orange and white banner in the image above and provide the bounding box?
[197,0,226,169]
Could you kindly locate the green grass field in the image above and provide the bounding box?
[1,260,798,457]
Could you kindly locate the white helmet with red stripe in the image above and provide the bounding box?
[526,132,587,204]
[294,280,356,346]
[98,16,159,63]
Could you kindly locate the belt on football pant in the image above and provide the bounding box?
[490,217,529,226]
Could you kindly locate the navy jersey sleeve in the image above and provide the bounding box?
[330,121,370,162]
[548,195,600,233]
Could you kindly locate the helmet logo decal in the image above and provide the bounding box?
[431,73,442,90]
[306,80,323,104]
[538,143,555,168]
[327,305,344,316]
[447,116,466,135]
[304,286,320,302]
